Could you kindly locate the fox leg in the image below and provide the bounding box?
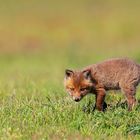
[95,88,106,111]
[122,86,136,111]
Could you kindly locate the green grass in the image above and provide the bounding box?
[0,80,140,140]
[0,52,140,140]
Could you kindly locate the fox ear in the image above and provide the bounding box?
[65,69,74,78]
[82,69,91,80]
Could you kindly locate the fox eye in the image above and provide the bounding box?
[80,88,87,92]
[69,88,74,91]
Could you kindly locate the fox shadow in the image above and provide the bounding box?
[82,99,140,113]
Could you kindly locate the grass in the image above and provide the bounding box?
[0,81,140,140]
[0,52,140,140]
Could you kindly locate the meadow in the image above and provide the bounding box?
[0,0,140,139]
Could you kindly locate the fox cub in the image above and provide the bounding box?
[64,58,140,111]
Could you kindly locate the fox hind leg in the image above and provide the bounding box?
[121,85,137,111]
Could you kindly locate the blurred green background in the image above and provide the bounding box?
[0,0,140,86]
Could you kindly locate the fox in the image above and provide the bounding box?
[64,58,140,111]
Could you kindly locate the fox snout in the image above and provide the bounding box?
[71,92,82,102]
[72,96,81,102]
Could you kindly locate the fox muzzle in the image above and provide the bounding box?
[72,96,81,102]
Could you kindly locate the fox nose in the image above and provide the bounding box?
[73,96,81,102]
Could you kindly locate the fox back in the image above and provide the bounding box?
[89,58,140,90]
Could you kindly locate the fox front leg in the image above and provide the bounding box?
[95,88,107,111]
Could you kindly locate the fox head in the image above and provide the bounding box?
[64,69,94,102]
